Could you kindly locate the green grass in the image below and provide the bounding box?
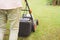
[4,0,60,40]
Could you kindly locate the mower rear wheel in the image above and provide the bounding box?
[36,19,39,25]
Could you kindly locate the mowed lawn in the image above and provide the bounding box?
[4,0,60,40]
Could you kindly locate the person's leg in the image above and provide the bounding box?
[0,10,7,40]
[8,8,20,40]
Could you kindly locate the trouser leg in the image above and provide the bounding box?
[0,10,7,40]
[8,8,20,40]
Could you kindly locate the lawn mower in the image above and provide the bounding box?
[18,0,39,37]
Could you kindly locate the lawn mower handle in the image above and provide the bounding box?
[25,0,31,13]
[24,0,33,20]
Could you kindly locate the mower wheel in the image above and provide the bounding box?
[36,19,39,25]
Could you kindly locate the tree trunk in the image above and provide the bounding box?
[52,0,57,5]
